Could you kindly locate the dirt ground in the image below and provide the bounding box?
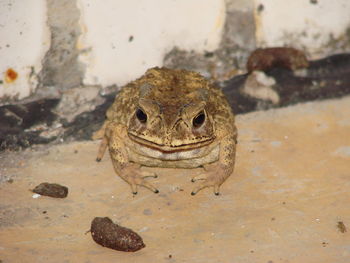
[1,96,350,263]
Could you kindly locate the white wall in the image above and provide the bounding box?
[254,0,350,56]
[77,0,226,87]
[0,0,50,100]
[1,0,350,101]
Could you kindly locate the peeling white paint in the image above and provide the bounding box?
[0,0,50,100]
[77,0,226,87]
[254,0,350,56]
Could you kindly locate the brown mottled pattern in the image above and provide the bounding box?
[96,67,237,195]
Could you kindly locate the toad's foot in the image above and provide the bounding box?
[120,164,159,195]
[190,164,230,196]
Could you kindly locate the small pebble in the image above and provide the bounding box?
[32,193,41,199]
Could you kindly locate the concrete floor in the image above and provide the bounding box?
[1,96,350,263]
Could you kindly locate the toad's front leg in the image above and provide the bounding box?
[97,123,159,195]
[191,133,237,196]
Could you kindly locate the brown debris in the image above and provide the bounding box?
[32,182,68,198]
[337,221,347,233]
[90,217,145,252]
[246,47,309,72]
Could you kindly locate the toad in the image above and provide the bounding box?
[94,67,237,195]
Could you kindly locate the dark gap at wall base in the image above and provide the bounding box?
[1,53,350,151]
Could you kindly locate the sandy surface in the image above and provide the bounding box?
[1,96,350,263]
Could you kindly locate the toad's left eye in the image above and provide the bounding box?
[192,111,206,128]
[136,108,147,123]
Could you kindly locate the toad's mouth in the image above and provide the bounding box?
[128,133,215,153]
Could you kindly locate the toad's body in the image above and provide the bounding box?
[95,67,237,195]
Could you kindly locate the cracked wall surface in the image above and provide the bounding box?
[38,0,83,93]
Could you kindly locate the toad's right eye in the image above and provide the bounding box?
[136,108,147,123]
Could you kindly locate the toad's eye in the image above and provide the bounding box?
[192,111,206,128]
[136,108,147,123]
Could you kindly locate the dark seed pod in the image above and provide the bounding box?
[32,182,68,198]
[90,217,145,252]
